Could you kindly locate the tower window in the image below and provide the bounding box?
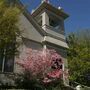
[49,19,62,31]
[50,19,59,27]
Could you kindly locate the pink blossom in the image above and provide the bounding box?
[16,48,66,83]
[47,69,63,79]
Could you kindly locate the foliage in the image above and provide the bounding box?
[0,0,20,55]
[67,30,90,86]
[15,48,65,89]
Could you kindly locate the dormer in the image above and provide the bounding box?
[31,1,69,35]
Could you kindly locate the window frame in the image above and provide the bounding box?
[0,44,15,73]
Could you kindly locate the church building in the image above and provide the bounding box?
[0,0,69,86]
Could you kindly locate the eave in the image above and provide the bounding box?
[42,36,69,49]
[32,2,69,20]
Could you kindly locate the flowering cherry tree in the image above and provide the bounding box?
[16,48,64,84]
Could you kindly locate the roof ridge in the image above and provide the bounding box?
[16,0,46,36]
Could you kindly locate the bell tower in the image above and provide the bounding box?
[32,0,69,35]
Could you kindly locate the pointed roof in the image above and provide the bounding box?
[32,2,69,19]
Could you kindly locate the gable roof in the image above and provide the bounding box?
[16,1,46,36]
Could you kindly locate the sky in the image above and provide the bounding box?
[21,0,90,34]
